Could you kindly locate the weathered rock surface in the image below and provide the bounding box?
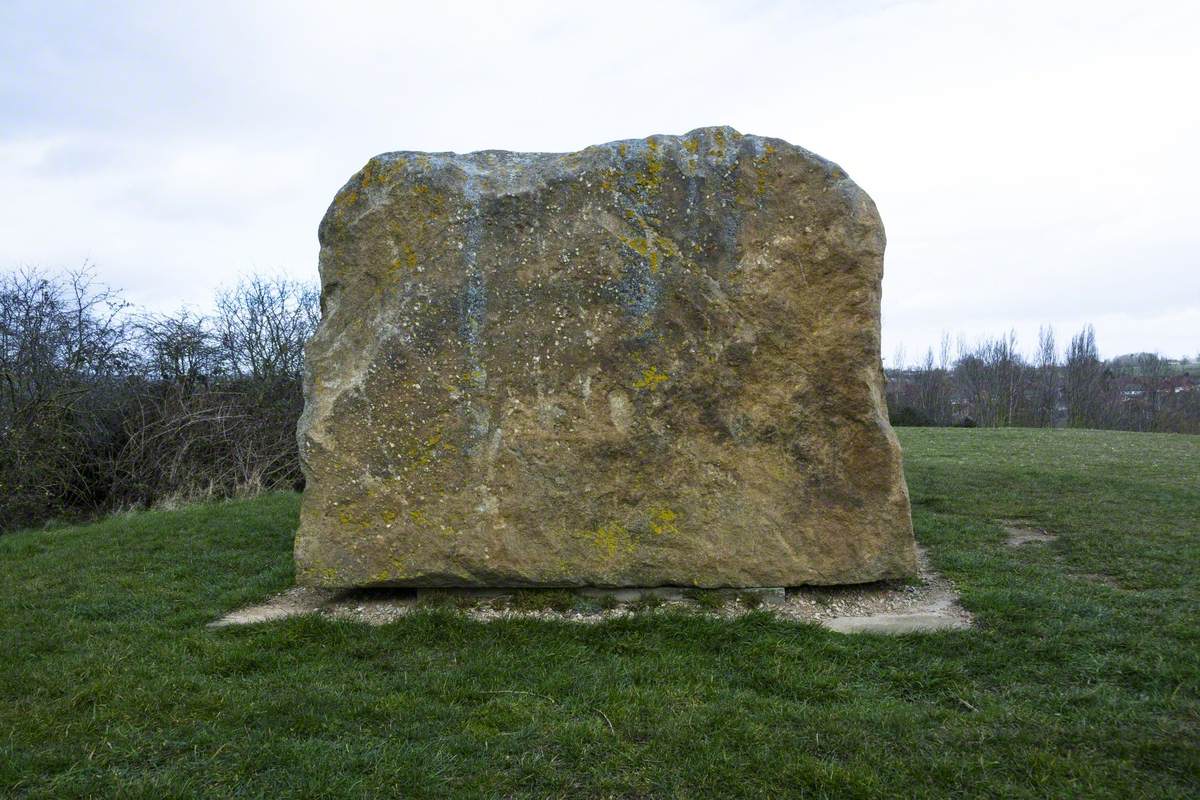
[295,126,916,588]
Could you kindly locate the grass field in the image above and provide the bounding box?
[2,428,1198,798]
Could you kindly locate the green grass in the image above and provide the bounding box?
[1,429,1197,798]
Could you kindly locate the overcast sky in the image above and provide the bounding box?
[3,0,1197,362]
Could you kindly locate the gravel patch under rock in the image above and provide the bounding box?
[210,547,972,634]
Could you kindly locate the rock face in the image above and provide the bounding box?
[295,127,916,588]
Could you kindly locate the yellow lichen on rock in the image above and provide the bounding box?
[584,522,636,559]
[649,507,679,536]
[633,366,669,390]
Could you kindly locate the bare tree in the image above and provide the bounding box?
[214,275,318,380]
[134,308,221,384]
[952,332,1027,427]
[1129,353,1168,431]
[911,338,954,425]
[1032,325,1058,427]
[1064,325,1104,428]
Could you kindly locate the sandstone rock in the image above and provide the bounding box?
[294,126,916,588]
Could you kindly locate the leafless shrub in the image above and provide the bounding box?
[0,266,134,527]
[106,376,305,510]
[1,268,317,532]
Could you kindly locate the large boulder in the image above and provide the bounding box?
[295,127,916,588]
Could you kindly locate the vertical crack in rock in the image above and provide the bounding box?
[457,174,490,456]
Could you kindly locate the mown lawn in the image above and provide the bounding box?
[1,428,1197,798]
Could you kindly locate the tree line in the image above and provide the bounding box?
[886,327,1200,433]
[1,266,317,532]
[4,265,1197,533]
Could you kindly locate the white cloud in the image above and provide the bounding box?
[2,0,1197,357]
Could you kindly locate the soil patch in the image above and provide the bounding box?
[1002,521,1057,546]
